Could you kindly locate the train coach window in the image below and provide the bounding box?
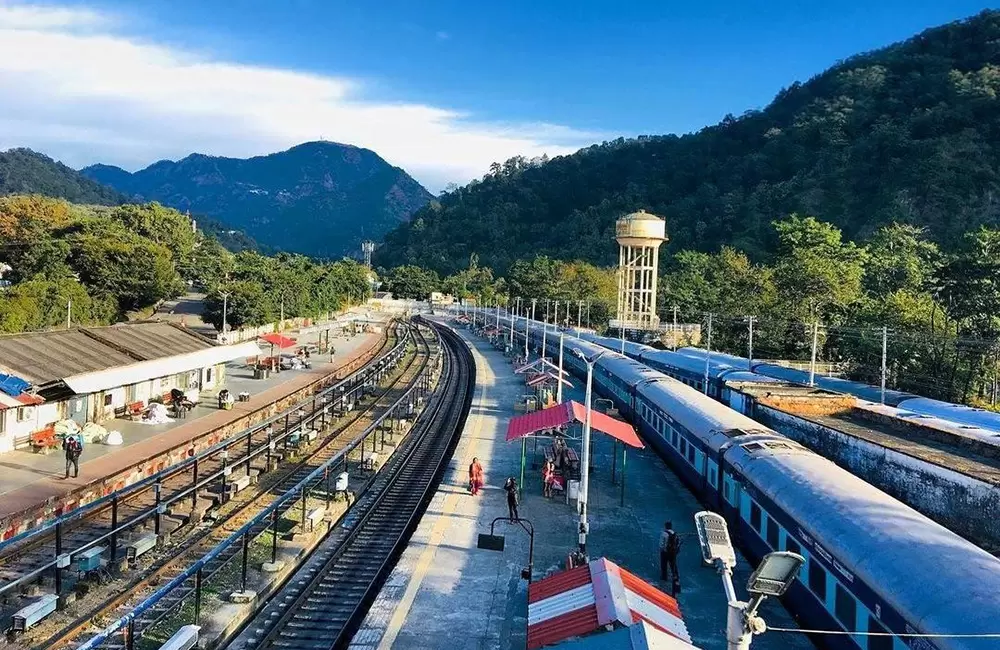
[835,584,856,631]
[808,560,827,601]
[766,516,779,549]
[785,537,800,556]
[686,445,696,464]
[680,439,688,456]
[866,615,892,650]
[672,431,679,447]
[750,502,762,531]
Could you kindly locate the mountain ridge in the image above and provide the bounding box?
[0,148,127,205]
[83,141,434,259]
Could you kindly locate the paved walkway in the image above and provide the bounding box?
[0,329,379,519]
[350,323,810,650]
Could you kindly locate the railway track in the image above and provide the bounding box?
[229,319,473,650]
[0,321,423,646]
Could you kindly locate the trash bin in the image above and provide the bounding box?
[567,480,580,504]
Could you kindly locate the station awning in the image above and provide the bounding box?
[527,557,694,649]
[506,401,644,449]
[63,341,263,395]
[526,372,573,389]
[260,333,297,349]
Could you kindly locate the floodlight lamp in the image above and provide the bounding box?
[747,552,804,597]
[694,511,736,569]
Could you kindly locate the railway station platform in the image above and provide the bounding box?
[349,323,809,650]
[0,326,382,526]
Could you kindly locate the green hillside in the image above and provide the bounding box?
[0,149,126,205]
[378,10,1000,274]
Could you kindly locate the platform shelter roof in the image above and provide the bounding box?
[527,557,695,649]
[260,333,297,349]
[506,401,643,449]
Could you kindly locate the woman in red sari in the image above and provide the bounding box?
[469,457,484,495]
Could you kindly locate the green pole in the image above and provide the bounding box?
[611,439,617,484]
[620,447,627,507]
[520,437,527,499]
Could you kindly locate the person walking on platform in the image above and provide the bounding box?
[63,435,82,479]
[469,457,484,495]
[504,476,519,521]
[542,459,555,498]
[659,521,682,594]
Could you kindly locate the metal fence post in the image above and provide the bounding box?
[110,495,119,564]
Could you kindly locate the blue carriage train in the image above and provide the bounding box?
[491,314,1000,650]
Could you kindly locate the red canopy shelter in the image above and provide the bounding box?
[507,401,642,507]
[507,400,643,449]
[260,333,297,349]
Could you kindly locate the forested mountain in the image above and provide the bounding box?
[0,149,126,205]
[0,195,371,334]
[83,142,433,259]
[378,10,1000,274]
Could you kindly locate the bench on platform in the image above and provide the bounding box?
[30,427,58,454]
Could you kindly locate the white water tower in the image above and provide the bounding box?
[614,209,667,331]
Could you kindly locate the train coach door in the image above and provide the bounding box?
[717,444,743,541]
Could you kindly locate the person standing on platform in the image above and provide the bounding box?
[63,435,82,479]
[504,476,519,521]
[542,459,555,498]
[659,521,682,594]
[469,457,484,495]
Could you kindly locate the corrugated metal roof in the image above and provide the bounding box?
[0,322,219,386]
[506,401,644,449]
[526,558,695,650]
[84,322,213,360]
[529,565,591,604]
[0,330,137,384]
[527,606,599,650]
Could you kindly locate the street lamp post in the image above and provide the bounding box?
[572,347,605,556]
[557,333,565,403]
[523,312,529,360]
[221,292,229,344]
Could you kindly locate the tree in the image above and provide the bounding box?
[70,230,184,312]
[204,281,272,329]
[864,223,939,297]
[383,265,440,300]
[771,214,866,322]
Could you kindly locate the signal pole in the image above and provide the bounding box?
[703,313,713,396]
[747,316,755,370]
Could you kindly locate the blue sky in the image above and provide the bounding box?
[0,1,991,189]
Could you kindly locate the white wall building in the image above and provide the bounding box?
[0,322,260,453]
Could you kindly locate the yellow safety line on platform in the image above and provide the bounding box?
[376,345,490,650]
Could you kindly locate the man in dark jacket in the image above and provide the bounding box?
[659,521,681,593]
[63,435,82,479]
[504,477,519,521]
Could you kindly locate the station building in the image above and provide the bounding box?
[0,321,260,453]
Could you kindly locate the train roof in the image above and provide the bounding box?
[675,347,753,369]
[596,353,665,387]
[858,400,1000,444]
[634,377,775,452]
[639,348,741,380]
[727,445,1000,647]
[718,370,785,385]
[577,331,652,359]
[893,397,1000,435]
[750,363,915,405]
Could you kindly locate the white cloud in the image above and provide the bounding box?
[436,30,450,40]
[0,3,602,190]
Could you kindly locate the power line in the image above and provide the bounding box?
[768,626,1000,639]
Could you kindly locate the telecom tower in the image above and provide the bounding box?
[361,240,375,269]
[614,209,667,331]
